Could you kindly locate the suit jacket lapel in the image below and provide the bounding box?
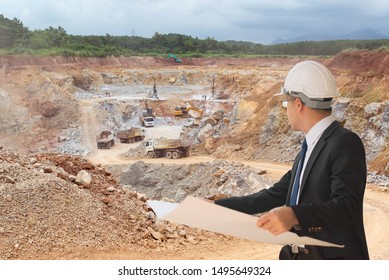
[300,121,340,193]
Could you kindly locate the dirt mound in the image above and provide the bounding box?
[0,148,229,259]
[327,50,389,75]
[0,55,313,71]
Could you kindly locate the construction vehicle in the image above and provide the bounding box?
[139,99,155,127]
[141,116,155,127]
[173,104,204,119]
[216,91,229,100]
[96,130,115,149]
[186,106,204,126]
[147,77,159,99]
[145,138,189,159]
[210,77,229,100]
[116,127,145,143]
[173,106,188,117]
[167,53,182,63]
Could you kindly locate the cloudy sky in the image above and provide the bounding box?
[1,0,389,44]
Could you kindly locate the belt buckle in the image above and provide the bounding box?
[290,244,299,254]
[289,244,309,255]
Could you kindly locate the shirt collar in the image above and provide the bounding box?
[305,115,336,147]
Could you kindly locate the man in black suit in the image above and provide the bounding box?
[215,61,369,260]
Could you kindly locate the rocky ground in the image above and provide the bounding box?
[0,52,388,260]
[0,148,237,260]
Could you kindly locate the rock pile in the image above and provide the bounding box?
[0,148,230,259]
[119,159,271,202]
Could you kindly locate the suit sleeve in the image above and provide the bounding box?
[215,170,292,215]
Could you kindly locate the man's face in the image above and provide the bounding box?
[284,96,300,131]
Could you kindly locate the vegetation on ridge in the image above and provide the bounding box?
[1,14,389,57]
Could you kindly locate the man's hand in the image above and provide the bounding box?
[256,206,298,235]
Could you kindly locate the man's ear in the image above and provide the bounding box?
[296,98,304,109]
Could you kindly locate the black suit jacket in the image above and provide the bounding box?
[216,121,369,260]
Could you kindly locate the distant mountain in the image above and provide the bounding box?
[270,29,389,45]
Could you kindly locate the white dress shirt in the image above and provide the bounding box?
[295,115,336,204]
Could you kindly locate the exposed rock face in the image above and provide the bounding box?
[254,99,389,173]
[361,101,389,162]
[1,52,388,174]
[119,160,271,202]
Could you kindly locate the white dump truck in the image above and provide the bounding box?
[145,138,189,159]
[140,115,155,127]
[139,99,155,127]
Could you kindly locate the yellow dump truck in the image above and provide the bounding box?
[116,128,145,143]
[145,138,189,159]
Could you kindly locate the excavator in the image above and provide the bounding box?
[139,98,155,127]
[167,53,182,63]
[173,104,204,126]
[173,105,188,117]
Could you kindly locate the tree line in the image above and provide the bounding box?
[1,14,389,57]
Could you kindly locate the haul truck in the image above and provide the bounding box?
[145,138,189,159]
[96,130,115,149]
[140,99,155,127]
[116,128,145,143]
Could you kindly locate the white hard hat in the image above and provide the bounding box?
[276,60,340,109]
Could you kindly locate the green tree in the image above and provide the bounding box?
[0,14,29,48]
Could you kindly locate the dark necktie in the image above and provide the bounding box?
[290,139,307,206]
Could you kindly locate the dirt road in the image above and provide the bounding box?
[87,139,389,260]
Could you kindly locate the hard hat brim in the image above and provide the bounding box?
[274,87,288,97]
